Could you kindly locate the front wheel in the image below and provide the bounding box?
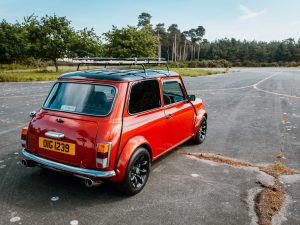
[119,147,151,195]
[192,117,207,144]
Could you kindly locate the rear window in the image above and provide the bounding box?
[44,82,117,116]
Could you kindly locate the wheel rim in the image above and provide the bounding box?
[199,119,207,141]
[129,154,149,189]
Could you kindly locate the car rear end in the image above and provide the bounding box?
[21,78,127,184]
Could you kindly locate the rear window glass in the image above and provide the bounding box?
[44,82,117,116]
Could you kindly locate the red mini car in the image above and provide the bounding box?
[21,60,207,195]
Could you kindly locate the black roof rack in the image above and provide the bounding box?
[57,57,169,73]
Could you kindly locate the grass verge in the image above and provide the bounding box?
[170,68,225,77]
[0,64,38,70]
[0,66,225,82]
[0,72,60,82]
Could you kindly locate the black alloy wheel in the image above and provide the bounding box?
[192,117,207,144]
[120,147,151,195]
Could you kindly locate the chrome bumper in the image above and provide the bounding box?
[21,149,116,178]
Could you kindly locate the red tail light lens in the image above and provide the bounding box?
[96,143,111,169]
[21,127,28,148]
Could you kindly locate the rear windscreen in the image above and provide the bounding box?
[44,82,117,116]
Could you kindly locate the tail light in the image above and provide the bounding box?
[96,142,111,169]
[21,127,28,148]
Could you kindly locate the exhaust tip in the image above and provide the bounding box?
[21,159,36,167]
[21,159,28,167]
[85,179,93,187]
[84,178,102,188]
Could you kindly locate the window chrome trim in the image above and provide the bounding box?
[163,99,189,108]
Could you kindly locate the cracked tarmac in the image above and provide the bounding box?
[0,67,299,225]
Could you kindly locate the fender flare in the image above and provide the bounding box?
[112,136,151,182]
[192,109,207,139]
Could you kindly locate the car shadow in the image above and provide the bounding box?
[0,141,194,212]
[0,158,128,213]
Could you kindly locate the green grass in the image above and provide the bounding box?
[0,64,38,71]
[0,65,225,82]
[170,68,224,77]
[126,65,224,77]
[0,71,61,82]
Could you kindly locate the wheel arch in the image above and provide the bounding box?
[139,143,153,161]
[192,109,207,139]
[112,135,152,182]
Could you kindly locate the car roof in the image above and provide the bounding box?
[59,69,179,82]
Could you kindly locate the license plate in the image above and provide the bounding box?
[39,137,75,155]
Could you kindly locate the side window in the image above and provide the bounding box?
[129,80,161,114]
[162,80,186,105]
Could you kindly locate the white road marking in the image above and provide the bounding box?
[198,85,253,92]
[195,72,300,99]
[10,217,21,223]
[254,74,300,99]
[191,174,199,177]
[70,220,79,225]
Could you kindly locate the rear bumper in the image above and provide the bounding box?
[21,149,116,178]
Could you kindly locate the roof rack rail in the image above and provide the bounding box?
[57,57,169,73]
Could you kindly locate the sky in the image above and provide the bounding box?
[1,0,300,42]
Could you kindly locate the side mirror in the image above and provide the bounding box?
[188,95,196,102]
[29,111,36,118]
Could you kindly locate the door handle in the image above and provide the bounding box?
[166,114,173,119]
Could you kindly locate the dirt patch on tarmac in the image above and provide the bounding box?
[255,183,284,225]
[186,153,296,177]
[185,152,256,167]
[259,163,296,178]
[186,152,298,225]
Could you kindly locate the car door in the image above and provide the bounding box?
[162,78,195,149]
[121,79,167,158]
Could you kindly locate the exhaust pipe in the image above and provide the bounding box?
[21,159,36,167]
[84,178,102,188]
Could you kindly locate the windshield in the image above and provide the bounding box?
[44,82,117,116]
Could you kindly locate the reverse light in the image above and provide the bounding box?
[96,142,111,169]
[21,127,28,148]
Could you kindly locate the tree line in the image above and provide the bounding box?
[138,13,300,66]
[1,12,300,70]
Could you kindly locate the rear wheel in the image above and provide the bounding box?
[192,117,207,144]
[119,147,151,195]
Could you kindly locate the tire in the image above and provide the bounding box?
[119,147,151,195]
[192,117,207,145]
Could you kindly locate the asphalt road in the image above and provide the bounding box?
[0,68,299,225]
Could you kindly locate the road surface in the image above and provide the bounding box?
[0,68,299,225]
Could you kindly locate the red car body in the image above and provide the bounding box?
[21,69,207,194]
